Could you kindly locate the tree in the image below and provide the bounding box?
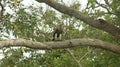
[0,0,120,67]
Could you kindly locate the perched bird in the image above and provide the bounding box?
[52,25,63,41]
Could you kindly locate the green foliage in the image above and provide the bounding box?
[0,0,120,67]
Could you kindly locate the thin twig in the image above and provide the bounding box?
[79,49,92,62]
[65,48,82,67]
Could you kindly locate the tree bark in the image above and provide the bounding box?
[37,0,120,40]
[0,38,120,54]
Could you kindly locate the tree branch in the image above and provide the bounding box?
[37,0,120,40]
[79,48,92,62]
[66,48,82,67]
[95,1,113,14]
[0,38,120,54]
[0,2,4,20]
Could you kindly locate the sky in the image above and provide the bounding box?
[21,0,88,9]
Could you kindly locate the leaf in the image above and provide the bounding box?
[14,0,17,5]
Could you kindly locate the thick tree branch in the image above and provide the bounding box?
[0,38,120,54]
[37,0,120,40]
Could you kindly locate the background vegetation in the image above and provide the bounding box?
[0,0,120,67]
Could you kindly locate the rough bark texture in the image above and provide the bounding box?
[37,0,120,40]
[0,38,120,54]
